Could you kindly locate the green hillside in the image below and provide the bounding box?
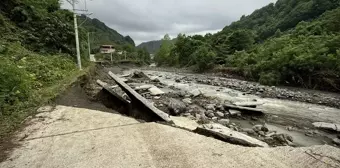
[0,0,100,138]
[137,40,162,54]
[154,0,340,91]
[79,15,135,50]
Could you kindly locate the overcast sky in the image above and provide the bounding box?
[62,0,276,45]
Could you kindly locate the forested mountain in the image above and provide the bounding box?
[137,40,162,54]
[137,39,176,54]
[222,0,339,41]
[79,15,135,49]
[154,0,340,91]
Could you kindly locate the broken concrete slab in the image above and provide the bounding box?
[96,80,131,114]
[194,124,269,147]
[171,116,200,131]
[312,122,340,132]
[120,73,131,78]
[233,102,264,108]
[224,104,264,115]
[149,86,165,96]
[108,72,172,123]
[229,109,241,116]
[96,80,130,105]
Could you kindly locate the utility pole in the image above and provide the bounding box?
[73,1,82,70]
[66,0,91,70]
[87,32,91,59]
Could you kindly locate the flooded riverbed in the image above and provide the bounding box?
[122,69,340,147]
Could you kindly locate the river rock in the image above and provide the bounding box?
[205,104,215,111]
[132,71,148,78]
[242,128,257,136]
[206,111,215,118]
[252,125,263,132]
[333,138,340,145]
[271,134,294,145]
[215,111,225,118]
[312,122,340,132]
[190,89,201,97]
[194,124,269,147]
[149,87,165,96]
[261,124,269,132]
[258,131,266,136]
[182,98,192,104]
[215,104,225,111]
[167,98,187,116]
[151,77,160,83]
[218,119,230,126]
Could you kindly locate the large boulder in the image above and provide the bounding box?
[167,98,187,116]
[131,71,148,78]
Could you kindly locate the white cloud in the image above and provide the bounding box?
[62,0,277,45]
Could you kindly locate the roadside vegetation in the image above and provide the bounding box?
[0,0,94,138]
[154,0,340,91]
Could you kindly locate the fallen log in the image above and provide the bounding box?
[108,71,172,123]
[224,104,264,115]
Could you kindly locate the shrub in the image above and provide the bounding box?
[259,72,281,86]
[192,45,216,72]
[0,59,32,114]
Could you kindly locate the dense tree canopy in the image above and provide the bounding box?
[153,0,340,91]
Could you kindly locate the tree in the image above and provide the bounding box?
[191,45,216,72]
[227,29,255,53]
[154,34,174,66]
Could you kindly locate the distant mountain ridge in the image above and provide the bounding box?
[137,39,178,54]
[137,40,162,54]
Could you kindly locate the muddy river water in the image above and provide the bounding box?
[123,69,340,147]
